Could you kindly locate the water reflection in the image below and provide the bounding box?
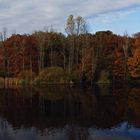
[0,85,139,139]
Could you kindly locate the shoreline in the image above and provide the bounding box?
[0,77,140,88]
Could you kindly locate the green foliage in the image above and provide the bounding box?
[65,71,79,83]
[98,84,110,96]
[0,78,4,85]
[0,71,5,77]
[34,67,66,85]
[97,70,110,84]
[18,71,36,84]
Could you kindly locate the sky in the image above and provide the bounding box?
[0,0,140,36]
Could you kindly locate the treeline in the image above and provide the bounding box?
[0,15,140,85]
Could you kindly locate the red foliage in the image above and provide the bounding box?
[4,34,38,76]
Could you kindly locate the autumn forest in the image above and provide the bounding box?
[0,15,140,85]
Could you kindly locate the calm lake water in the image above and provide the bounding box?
[0,85,140,140]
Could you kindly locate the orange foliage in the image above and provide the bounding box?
[127,47,140,78]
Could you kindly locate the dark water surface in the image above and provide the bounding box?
[0,85,140,140]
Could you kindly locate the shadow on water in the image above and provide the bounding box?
[0,84,139,139]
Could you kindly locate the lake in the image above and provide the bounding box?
[0,84,140,140]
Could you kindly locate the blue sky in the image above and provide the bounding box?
[0,0,140,36]
[90,7,140,35]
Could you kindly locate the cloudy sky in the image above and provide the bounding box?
[0,0,140,36]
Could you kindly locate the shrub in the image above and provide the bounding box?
[97,70,110,84]
[65,72,78,83]
[0,78,4,85]
[34,67,66,85]
[18,71,36,84]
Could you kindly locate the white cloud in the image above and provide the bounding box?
[0,0,140,35]
[93,8,139,23]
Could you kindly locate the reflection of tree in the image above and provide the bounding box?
[0,85,139,136]
[128,87,140,127]
[67,126,89,140]
[0,119,9,139]
[97,84,110,96]
[0,87,97,131]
